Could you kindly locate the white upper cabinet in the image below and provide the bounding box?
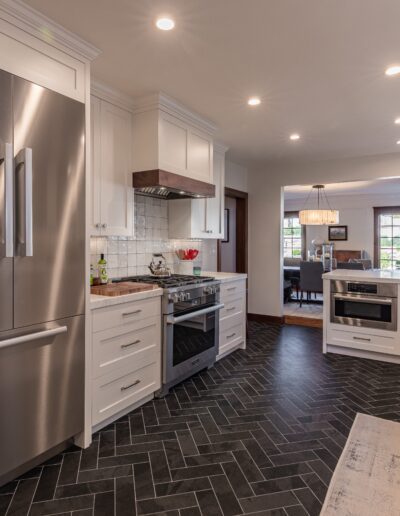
[168,143,227,239]
[90,95,133,237]
[133,93,215,184]
[0,1,99,102]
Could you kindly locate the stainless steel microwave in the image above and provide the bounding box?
[330,280,398,332]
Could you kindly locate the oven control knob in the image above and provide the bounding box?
[185,292,191,301]
[172,293,180,303]
[179,292,186,302]
[204,286,212,295]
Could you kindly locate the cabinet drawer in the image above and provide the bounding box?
[92,362,160,425]
[220,281,246,300]
[220,322,244,351]
[220,311,245,333]
[219,334,245,357]
[93,319,160,378]
[92,297,160,333]
[328,328,398,355]
[220,296,246,321]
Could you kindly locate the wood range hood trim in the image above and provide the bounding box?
[132,169,216,199]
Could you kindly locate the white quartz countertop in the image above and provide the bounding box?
[202,271,248,283]
[90,287,163,310]
[323,269,400,283]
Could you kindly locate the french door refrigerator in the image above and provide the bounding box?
[0,70,85,485]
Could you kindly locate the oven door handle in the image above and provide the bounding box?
[167,303,225,324]
[333,294,393,305]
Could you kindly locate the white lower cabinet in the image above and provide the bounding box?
[91,296,161,428]
[218,279,247,359]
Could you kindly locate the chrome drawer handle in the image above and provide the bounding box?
[226,332,236,339]
[226,306,236,312]
[352,336,371,342]
[121,339,141,349]
[121,379,141,391]
[227,287,236,291]
[122,309,142,317]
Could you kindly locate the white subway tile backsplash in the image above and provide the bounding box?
[90,194,217,279]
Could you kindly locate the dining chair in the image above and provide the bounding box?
[299,261,324,307]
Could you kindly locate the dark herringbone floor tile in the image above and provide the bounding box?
[1,321,400,516]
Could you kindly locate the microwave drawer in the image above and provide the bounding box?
[327,328,398,355]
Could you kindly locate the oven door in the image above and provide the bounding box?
[163,303,224,386]
[331,293,397,331]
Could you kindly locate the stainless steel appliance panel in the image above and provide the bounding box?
[330,280,398,331]
[0,315,84,481]
[0,70,13,332]
[12,77,85,328]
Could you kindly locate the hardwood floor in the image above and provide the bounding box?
[1,322,400,516]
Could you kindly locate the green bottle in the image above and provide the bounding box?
[90,264,94,286]
[98,254,108,284]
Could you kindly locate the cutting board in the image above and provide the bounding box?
[91,282,157,297]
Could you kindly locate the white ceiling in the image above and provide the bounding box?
[284,178,400,200]
[25,0,400,166]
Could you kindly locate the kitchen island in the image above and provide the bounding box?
[322,269,400,363]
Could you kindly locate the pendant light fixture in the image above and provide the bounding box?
[299,185,339,225]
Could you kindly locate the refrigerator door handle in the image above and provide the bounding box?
[15,147,33,257]
[0,142,13,257]
[0,325,67,350]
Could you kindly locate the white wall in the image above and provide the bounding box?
[248,153,400,317]
[285,193,400,260]
[226,160,248,192]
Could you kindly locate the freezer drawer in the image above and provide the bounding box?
[0,315,84,483]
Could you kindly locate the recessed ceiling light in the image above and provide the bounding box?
[385,65,400,76]
[396,140,400,145]
[247,97,261,106]
[395,118,400,125]
[290,133,300,141]
[156,17,175,31]
[179,191,185,195]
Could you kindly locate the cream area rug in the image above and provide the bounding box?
[321,413,400,515]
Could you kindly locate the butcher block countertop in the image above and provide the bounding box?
[90,284,163,309]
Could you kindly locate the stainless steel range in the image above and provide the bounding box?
[116,274,224,396]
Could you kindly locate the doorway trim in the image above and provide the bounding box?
[217,187,248,273]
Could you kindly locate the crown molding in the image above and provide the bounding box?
[214,140,229,154]
[134,92,217,135]
[91,79,135,111]
[0,0,101,61]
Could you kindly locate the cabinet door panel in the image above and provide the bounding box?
[159,113,187,174]
[205,150,224,238]
[100,101,133,236]
[90,96,101,235]
[188,130,212,182]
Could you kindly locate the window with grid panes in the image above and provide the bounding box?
[283,213,303,258]
[374,207,400,270]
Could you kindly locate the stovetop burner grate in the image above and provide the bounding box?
[113,274,215,288]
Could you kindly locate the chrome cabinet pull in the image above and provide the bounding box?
[226,306,236,312]
[226,332,236,339]
[95,223,101,229]
[121,379,140,391]
[102,223,107,229]
[352,336,371,342]
[227,287,236,291]
[15,147,33,257]
[122,309,142,317]
[121,339,141,349]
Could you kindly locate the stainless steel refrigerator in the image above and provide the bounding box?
[0,70,85,485]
